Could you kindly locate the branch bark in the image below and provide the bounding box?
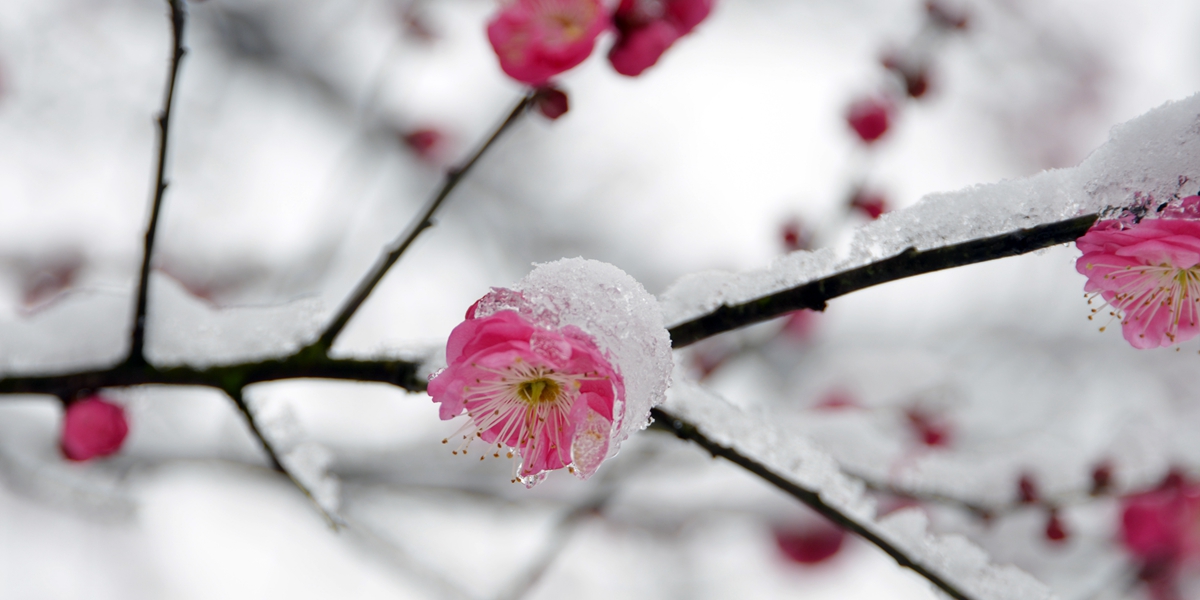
[668,214,1098,348]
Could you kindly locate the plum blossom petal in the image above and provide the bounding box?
[487,0,611,85]
[1075,196,1200,348]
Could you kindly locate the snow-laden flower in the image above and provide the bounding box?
[61,395,129,461]
[1075,196,1200,349]
[608,0,713,76]
[487,0,611,85]
[428,258,672,486]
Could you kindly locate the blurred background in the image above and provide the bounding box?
[1,0,1200,598]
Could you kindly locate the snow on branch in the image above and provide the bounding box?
[663,93,1200,347]
[656,376,1056,600]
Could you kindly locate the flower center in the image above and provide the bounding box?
[517,377,562,404]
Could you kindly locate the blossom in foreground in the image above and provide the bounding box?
[1075,196,1200,348]
[608,0,713,76]
[61,395,129,461]
[428,258,672,486]
[487,0,610,85]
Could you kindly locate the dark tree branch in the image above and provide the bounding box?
[128,0,188,365]
[669,214,1098,348]
[0,354,423,398]
[650,407,975,600]
[313,92,537,352]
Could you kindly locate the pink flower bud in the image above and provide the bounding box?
[61,396,129,461]
[1018,473,1039,504]
[533,86,570,120]
[402,127,447,162]
[846,97,892,144]
[1045,510,1068,542]
[774,519,847,565]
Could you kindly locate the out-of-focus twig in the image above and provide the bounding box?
[668,214,1098,348]
[312,93,537,352]
[128,0,188,366]
[225,387,344,528]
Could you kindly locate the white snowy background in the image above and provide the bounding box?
[0,0,1199,598]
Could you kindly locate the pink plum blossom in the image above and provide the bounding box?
[61,395,129,461]
[429,301,624,484]
[486,0,611,85]
[1075,196,1200,349]
[430,258,670,487]
[608,0,713,76]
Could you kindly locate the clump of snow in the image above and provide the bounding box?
[145,273,325,367]
[473,257,673,454]
[664,372,1058,600]
[660,93,1200,326]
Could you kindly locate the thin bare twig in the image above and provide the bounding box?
[225,387,345,528]
[128,0,188,365]
[313,93,536,352]
[651,407,976,600]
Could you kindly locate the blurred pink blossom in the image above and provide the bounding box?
[1075,196,1200,349]
[428,306,624,484]
[608,0,713,76]
[1120,473,1200,598]
[61,396,129,461]
[487,0,610,85]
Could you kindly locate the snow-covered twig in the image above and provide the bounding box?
[668,214,1096,348]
